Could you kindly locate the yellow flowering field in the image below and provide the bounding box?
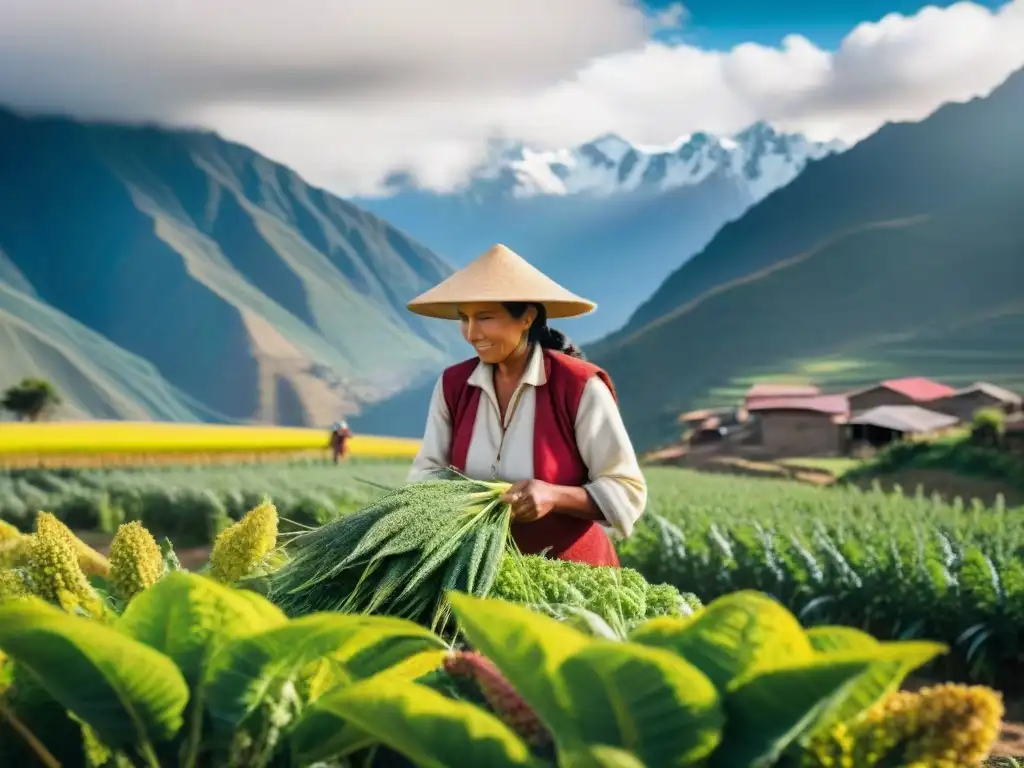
[0,421,419,467]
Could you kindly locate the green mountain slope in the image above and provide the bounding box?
[591,67,1024,450]
[0,110,461,425]
[0,250,213,421]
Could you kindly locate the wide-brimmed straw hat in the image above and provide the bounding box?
[406,244,596,320]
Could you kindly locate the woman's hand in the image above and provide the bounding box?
[501,479,558,523]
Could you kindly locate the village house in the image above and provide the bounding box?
[744,383,821,410]
[929,382,1023,422]
[846,377,956,414]
[715,375,1022,458]
[746,394,849,456]
[678,406,747,431]
[682,410,753,446]
[846,405,960,448]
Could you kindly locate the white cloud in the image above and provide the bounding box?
[652,3,689,30]
[0,0,1022,196]
[502,0,1024,149]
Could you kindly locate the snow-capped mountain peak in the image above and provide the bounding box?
[470,122,846,203]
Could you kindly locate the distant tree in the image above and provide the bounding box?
[1,378,62,421]
[971,407,1006,449]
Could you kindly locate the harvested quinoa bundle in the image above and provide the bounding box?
[269,479,516,631]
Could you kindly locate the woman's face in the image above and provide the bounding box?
[457,302,535,364]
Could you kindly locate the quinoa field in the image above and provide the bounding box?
[3,458,1023,765]
[0,421,420,468]
[2,458,1023,689]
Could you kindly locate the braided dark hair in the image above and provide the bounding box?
[502,302,585,360]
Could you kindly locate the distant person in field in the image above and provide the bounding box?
[329,420,352,464]
[404,243,647,568]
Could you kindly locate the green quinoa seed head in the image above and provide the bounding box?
[488,553,695,631]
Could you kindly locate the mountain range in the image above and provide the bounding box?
[589,66,1024,448]
[355,66,1024,450]
[358,123,844,341]
[0,109,462,425]
[449,122,844,201]
[4,66,1021,452]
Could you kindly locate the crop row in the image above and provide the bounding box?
[0,502,1007,767]
[619,467,1024,689]
[0,421,420,459]
[3,459,1024,689]
[0,459,409,545]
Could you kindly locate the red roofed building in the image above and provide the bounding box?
[744,383,821,409]
[746,395,849,416]
[747,394,850,456]
[848,377,956,414]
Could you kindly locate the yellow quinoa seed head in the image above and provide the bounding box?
[108,521,164,603]
[0,535,32,569]
[0,569,29,600]
[0,520,22,542]
[802,683,1003,767]
[209,500,279,584]
[27,516,103,616]
[34,511,111,578]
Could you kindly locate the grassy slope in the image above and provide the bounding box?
[591,67,1024,450]
[842,433,1024,490]
[0,250,210,421]
[0,111,462,425]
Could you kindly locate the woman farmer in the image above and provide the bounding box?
[406,244,647,567]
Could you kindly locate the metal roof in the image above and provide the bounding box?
[947,382,1022,404]
[847,405,960,433]
[881,377,956,401]
[846,377,956,402]
[747,394,849,416]
[746,383,821,399]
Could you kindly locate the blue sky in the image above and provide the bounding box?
[644,0,1007,49]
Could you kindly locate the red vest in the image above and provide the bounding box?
[442,348,620,568]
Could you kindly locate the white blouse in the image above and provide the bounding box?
[407,345,647,537]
